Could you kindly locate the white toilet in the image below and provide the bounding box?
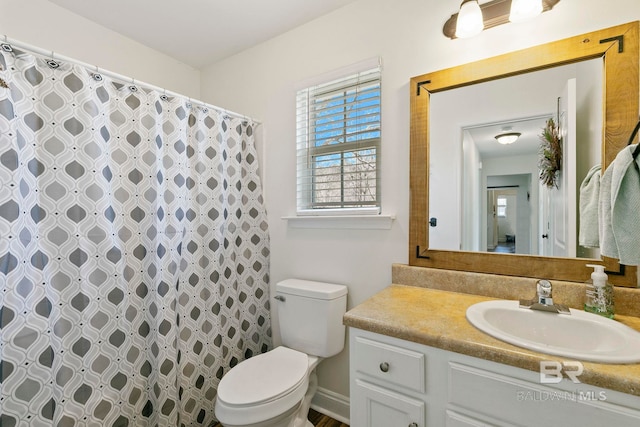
[214,278,348,427]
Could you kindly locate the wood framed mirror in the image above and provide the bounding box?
[410,22,639,287]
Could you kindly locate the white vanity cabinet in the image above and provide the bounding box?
[349,328,640,427]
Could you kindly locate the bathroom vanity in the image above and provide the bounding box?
[344,280,640,427]
[345,22,640,426]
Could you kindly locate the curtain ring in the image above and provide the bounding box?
[92,65,103,81]
[1,43,12,52]
[46,51,60,69]
[1,35,12,53]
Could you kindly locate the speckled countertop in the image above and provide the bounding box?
[343,283,640,397]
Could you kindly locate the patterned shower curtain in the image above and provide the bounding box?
[0,47,271,426]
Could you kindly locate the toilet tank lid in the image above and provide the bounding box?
[276,279,347,300]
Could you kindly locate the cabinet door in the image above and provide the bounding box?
[351,379,425,427]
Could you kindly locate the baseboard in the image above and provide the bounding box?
[311,386,350,424]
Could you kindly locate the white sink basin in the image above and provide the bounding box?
[466,300,640,364]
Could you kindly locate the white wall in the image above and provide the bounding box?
[462,130,482,251]
[0,0,200,97]
[576,59,603,259]
[199,0,640,410]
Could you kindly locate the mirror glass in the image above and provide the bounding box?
[428,59,602,259]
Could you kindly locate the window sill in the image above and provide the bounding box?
[282,214,396,230]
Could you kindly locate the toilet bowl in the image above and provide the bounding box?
[214,279,348,427]
[215,347,321,427]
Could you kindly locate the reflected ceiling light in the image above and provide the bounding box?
[509,0,543,22]
[455,0,484,39]
[495,132,521,145]
[443,0,560,39]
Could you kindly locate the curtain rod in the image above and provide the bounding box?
[0,34,261,125]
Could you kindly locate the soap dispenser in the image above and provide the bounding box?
[584,264,614,318]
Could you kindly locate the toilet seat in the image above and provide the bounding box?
[215,346,310,425]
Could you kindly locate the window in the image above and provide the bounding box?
[296,63,381,215]
[496,196,507,217]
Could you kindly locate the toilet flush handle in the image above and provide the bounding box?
[274,295,286,302]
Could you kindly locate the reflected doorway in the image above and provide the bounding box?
[487,188,517,253]
[484,174,533,255]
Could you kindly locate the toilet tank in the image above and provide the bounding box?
[276,279,348,358]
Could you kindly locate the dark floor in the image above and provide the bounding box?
[212,409,348,427]
[487,241,515,253]
[308,409,349,426]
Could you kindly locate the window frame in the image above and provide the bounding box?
[496,196,507,218]
[296,59,382,216]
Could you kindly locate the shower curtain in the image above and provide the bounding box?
[0,47,271,426]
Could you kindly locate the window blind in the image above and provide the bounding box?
[296,65,381,215]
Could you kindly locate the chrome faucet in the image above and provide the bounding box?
[519,279,570,314]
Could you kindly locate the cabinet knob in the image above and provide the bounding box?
[409,423,418,427]
[379,362,390,372]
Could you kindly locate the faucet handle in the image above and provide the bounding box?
[537,279,552,296]
[536,279,553,305]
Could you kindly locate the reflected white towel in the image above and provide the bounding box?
[600,144,640,265]
[579,164,601,248]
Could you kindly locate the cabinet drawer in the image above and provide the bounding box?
[353,336,426,393]
[448,362,640,427]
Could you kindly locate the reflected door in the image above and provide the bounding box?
[540,78,577,257]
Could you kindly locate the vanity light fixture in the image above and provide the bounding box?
[495,132,521,145]
[444,0,560,39]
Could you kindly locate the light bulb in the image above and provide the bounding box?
[455,0,484,39]
[495,132,521,145]
[509,0,543,23]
